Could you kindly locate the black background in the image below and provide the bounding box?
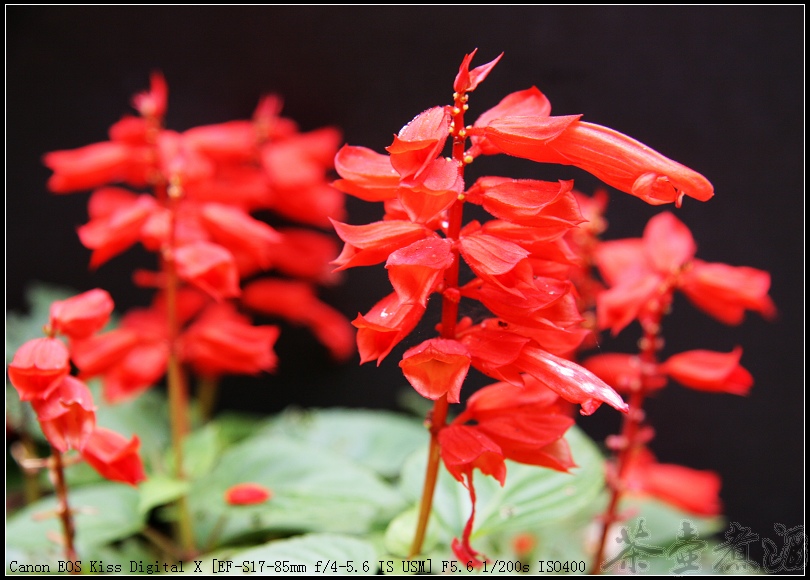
[7,6,804,561]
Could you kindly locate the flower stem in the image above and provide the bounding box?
[409,93,470,558]
[408,394,449,558]
[590,315,662,574]
[197,375,220,423]
[51,450,78,564]
[163,180,195,557]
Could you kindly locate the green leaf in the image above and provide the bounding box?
[263,408,428,478]
[138,475,190,515]
[193,533,378,575]
[188,434,407,546]
[6,482,146,561]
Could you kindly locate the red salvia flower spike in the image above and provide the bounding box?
[31,376,96,453]
[661,347,753,396]
[81,427,147,486]
[399,338,471,403]
[8,338,71,401]
[454,49,503,95]
[49,288,114,340]
[224,483,273,506]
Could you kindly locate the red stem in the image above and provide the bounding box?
[590,314,663,573]
[408,93,469,559]
[51,450,78,564]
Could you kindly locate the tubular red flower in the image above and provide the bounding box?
[399,338,471,403]
[242,278,356,362]
[679,260,776,325]
[466,177,583,229]
[386,106,451,182]
[515,345,629,415]
[78,194,158,269]
[31,376,96,453]
[481,118,714,205]
[330,219,436,271]
[8,338,71,401]
[43,141,150,194]
[49,288,114,340]
[332,145,400,202]
[181,303,279,377]
[352,293,426,365]
[174,241,241,301]
[198,202,282,272]
[224,483,273,506]
[81,427,147,486]
[661,347,753,395]
[624,448,722,516]
[386,237,454,307]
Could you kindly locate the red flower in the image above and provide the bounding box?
[174,241,241,301]
[242,278,355,362]
[351,292,426,364]
[81,427,147,486]
[331,219,436,271]
[399,339,471,403]
[386,238,454,307]
[8,338,71,401]
[181,303,280,377]
[623,448,722,516]
[49,289,114,340]
[440,377,576,566]
[132,71,168,120]
[77,189,158,268]
[474,111,714,206]
[43,141,150,194]
[31,376,96,452]
[594,212,775,334]
[661,347,753,395]
[224,482,273,506]
[679,260,776,325]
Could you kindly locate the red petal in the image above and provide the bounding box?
[470,87,553,156]
[352,293,425,364]
[453,49,503,94]
[331,219,435,270]
[386,106,451,181]
[81,428,146,486]
[399,338,471,403]
[8,338,71,401]
[484,119,714,205]
[515,345,628,415]
[661,347,753,395]
[438,424,505,485]
[224,483,273,506]
[643,212,696,273]
[49,289,114,339]
[174,241,241,301]
[386,238,454,306]
[679,260,776,325]
[31,376,96,452]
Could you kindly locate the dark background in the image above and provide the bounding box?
[7,6,803,561]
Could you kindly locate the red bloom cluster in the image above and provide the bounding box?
[332,49,715,563]
[594,211,775,335]
[8,290,146,485]
[440,377,575,565]
[43,73,354,401]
